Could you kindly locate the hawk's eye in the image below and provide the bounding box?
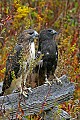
[29,32,34,35]
[48,29,52,32]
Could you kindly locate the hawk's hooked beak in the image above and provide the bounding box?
[52,30,58,35]
[30,30,39,43]
[33,31,39,38]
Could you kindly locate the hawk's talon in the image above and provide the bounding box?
[20,87,32,98]
[27,87,32,93]
[45,81,51,86]
[45,75,51,86]
[54,74,62,85]
[22,91,29,98]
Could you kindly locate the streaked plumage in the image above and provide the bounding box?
[0,29,38,96]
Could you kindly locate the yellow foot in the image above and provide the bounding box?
[20,87,32,98]
[53,74,62,85]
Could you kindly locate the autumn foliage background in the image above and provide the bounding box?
[0,0,80,119]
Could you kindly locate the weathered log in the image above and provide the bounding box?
[40,107,71,120]
[0,75,75,119]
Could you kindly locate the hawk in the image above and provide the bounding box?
[35,28,61,85]
[0,29,38,96]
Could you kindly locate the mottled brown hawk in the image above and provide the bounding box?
[0,29,38,96]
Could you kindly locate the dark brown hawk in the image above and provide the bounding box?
[35,28,62,86]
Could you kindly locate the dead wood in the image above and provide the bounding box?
[0,75,75,119]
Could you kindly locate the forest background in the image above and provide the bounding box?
[0,0,80,119]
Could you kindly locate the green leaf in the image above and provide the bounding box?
[0,14,1,19]
[75,2,78,8]
[1,28,6,34]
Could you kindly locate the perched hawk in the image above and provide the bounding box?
[35,28,61,85]
[0,29,38,96]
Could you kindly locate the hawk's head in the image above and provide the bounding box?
[18,29,39,59]
[18,29,39,44]
[39,28,57,42]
